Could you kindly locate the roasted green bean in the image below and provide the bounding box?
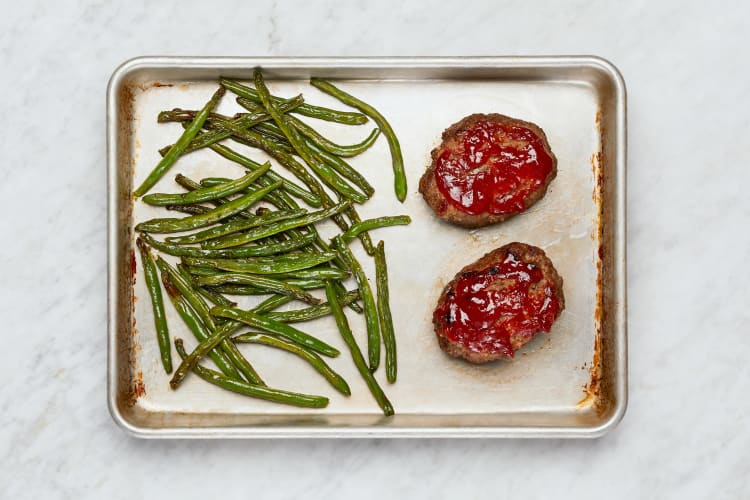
[205,143,321,207]
[136,181,282,234]
[159,271,241,380]
[170,320,240,389]
[333,236,380,371]
[156,257,216,331]
[265,290,360,323]
[136,237,171,373]
[340,215,412,243]
[141,232,316,260]
[142,164,271,206]
[236,96,380,158]
[310,78,407,202]
[195,273,321,305]
[210,306,340,357]
[253,69,369,204]
[251,294,294,315]
[306,141,375,197]
[157,94,303,153]
[221,77,368,125]
[375,241,397,383]
[234,332,350,396]
[203,202,349,250]
[264,267,350,281]
[183,252,337,275]
[134,86,225,197]
[158,259,264,384]
[174,340,328,408]
[218,111,367,205]
[164,209,306,245]
[325,282,394,416]
[165,204,211,216]
[292,117,380,158]
[209,279,326,295]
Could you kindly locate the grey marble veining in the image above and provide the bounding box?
[0,0,748,498]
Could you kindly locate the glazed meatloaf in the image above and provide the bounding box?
[419,113,557,228]
[433,242,564,363]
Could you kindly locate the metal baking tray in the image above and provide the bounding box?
[107,56,627,438]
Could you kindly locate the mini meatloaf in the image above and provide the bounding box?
[419,113,557,228]
[433,242,564,363]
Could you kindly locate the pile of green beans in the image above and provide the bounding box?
[134,69,410,415]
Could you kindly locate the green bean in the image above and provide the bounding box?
[136,181,281,234]
[215,123,352,238]
[374,241,397,383]
[195,273,321,305]
[265,290,360,323]
[196,283,236,308]
[333,236,380,371]
[291,116,380,158]
[142,165,271,206]
[253,120,290,143]
[164,209,306,245]
[218,125,328,200]
[157,126,319,210]
[175,263,236,310]
[159,271,241,380]
[310,78,407,202]
[141,231,316,259]
[253,69,369,204]
[174,340,328,409]
[172,173,250,223]
[306,140,374,197]
[157,94,303,152]
[135,238,172,373]
[184,265,224,277]
[160,171,267,224]
[340,215,412,243]
[233,332,350,396]
[199,177,235,187]
[324,282,394,416]
[252,294,294,315]
[203,202,349,249]
[158,258,264,384]
[209,279,325,295]
[134,86,225,197]
[237,96,380,158]
[165,204,211,216]
[341,206,375,256]
[177,262,265,386]
[228,124,296,155]
[210,306,339,357]
[204,143,321,207]
[183,252,337,275]
[202,144,357,312]
[217,112,367,205]
[156,257,216,331]
[264,267,350,281]
[170,320,241,389]
[220,77,368,125]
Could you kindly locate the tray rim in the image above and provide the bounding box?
[107,55,627,439]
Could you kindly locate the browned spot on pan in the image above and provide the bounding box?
[578,125,605,414]
[129,370,146,406]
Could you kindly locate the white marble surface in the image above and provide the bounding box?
[1,0,748,498]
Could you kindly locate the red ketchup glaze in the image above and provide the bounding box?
[435,252,561,358]
[434,119,553,215]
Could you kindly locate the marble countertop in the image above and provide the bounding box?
[1,1,748,498]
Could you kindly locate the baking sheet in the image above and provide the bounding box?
[107,57,627,437]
